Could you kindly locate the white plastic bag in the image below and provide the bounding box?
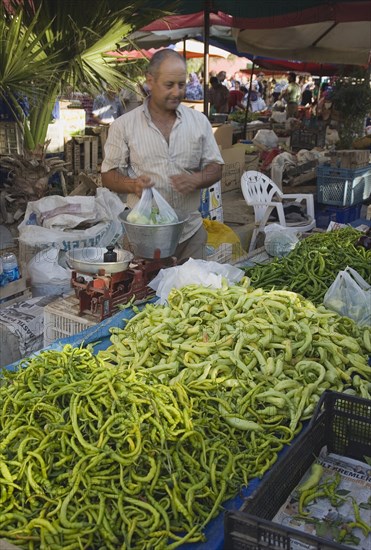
[127,188,178,225]
[264,224,299,258]
[252,129,279,150]
[27,247,72,297]
[28,247,71,285]
[18,188,125,251]
[323,266,371,326]
[148,258,244,304]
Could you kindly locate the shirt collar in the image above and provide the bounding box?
[142,96,183,123]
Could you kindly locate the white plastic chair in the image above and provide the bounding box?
[241,170,316,253]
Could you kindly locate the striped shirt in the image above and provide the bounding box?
[101,98,224,242]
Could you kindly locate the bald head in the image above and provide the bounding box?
[147,49,186,79]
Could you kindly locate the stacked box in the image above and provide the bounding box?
[205,206,224,223]
[199,182,222,217]
[64,136,99,174]
[0,122,24,155]
[329,149,369,169]
[316,164,370,206]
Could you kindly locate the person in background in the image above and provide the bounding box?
[280,72,301,118]
[119,85,143,113]
[316,82,333,129]
[256,72,265,99]
[185,72,203,100]
[300,77,314,106]
[246,86,267,112]
[217,71,229,88]
[208,76,230,114]
[92,88,124,125]
[101,49,224,261]
[228,81,245,112]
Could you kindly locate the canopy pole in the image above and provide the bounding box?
[243,60,256,138]
[183,37,186,58]
[203,1,211,116]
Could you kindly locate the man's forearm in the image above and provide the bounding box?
[101,169,137,194]
[194,163,223,189]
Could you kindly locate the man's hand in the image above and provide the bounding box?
[170,163,222,194]
[132,175,153,197]
[170,172,198,195]
[101,170,153,196]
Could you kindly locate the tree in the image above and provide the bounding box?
[330,76,371,149]
[1,0,175,150]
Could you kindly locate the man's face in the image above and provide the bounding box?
[146,57,187,112]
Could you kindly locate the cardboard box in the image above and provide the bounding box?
[207,206,224,223]
[329,149,370,169]
[221,147,245,192]
[199,181,222,216]
[212,124,233,150]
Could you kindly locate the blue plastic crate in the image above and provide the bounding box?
[315,203,362,229]
[316,164,370,206]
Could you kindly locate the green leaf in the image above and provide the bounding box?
[2,1,171,150]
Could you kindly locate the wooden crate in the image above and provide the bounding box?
[0,122,24,155]
[64,136,98,174]
[0,272,31,308]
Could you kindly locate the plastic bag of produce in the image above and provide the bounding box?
[149,258,244,304]
[323,266,371,326]
[127,188,178,225]
[264,224,299,258]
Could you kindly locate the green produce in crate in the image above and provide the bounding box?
[244,227,371,305]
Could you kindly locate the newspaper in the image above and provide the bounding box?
[0,295,57,356]
[273,447,371,550]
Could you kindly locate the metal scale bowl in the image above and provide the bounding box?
[65,246,177,321]
[66,247,133,274]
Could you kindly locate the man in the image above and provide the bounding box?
[208,76,230,114]
[281,72,301,118]
[256,72,265,98]
[101,50,224,261]
[92,88,124,125]
[228,81,245,112]
[217,71,228,87]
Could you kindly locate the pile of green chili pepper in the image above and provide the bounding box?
[0,343,296,549]
[1,279,370,549]
[244,227,371,304]
[103,277,371,410]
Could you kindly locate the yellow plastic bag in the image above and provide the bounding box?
[203,219,244,263]
[203,219,241,247]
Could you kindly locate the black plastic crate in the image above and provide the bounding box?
[290,129,325,151]
[224,391,371,550]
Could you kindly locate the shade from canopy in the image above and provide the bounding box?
[235,2,371,65]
